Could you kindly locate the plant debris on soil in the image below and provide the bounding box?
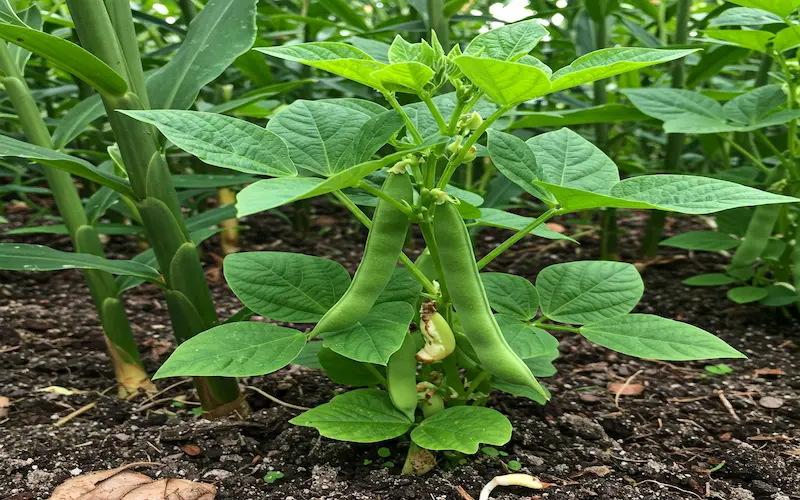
[2,203,799,500]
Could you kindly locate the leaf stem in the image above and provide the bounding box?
[718,134,771,175]
[384,91,424,145]
[476,208,559,270]
[365,364,389,387]
[423,95,448,135]
[537,323,580,333]
[754,130,794,173]
[464,370,490,400]
[356,181,419,220]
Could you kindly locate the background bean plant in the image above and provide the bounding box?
[0,0,799,478]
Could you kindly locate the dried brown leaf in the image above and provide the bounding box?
[753,368,785,377]
[608,382,645,396]
[0,396,9,418]
[583,465,613,477]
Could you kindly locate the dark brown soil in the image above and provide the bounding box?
[2,202,799,500]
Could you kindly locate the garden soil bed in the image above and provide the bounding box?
[2,202,799,500]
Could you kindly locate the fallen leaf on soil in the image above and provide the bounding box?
[583,465,613,477]
[0,396,9,418]
[758,396,784,409]
[183,444,202,457]
[753,368,785,377]
[49,463,216,499]
[608,382,645,396]
[37,386,83,396]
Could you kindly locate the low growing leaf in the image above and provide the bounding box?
[660,231,741,251]
[410,406,512,453]
[481,273,539,320]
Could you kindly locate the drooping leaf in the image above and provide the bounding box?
[496,314,558,359]
[475,208,575,241]
[147,0,257,109]
[224,252,351,323]
[0,243,161,282]
[725,0,799,18]
[464,19,549,61]
[683,273,739,286]
[291,389,413,443]
[622,88,724,122]
[153,322,306,378]
[52,94,106,150]
[709,7,784,27]
[660,231,741,251]
[723,85,786,125]
[486,130,553,203]
[773,26,800,52]
[537,261,644,325]
[481,273,539,320]
[322,301,415,365]
[120,110,297,177]
[454,55,551,105]
[580,314,747,360]
[410,406,512,454]
[703,29,774,52]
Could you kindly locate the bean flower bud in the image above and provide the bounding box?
[458,111,483,131]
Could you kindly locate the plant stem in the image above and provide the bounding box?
[357,181,419,220]
[538,323,580,333]
[384,92,424,144]
[418,220,451,303]
[422,95,448,135]
[178,0,197,24]
[754,130,794,172]
[426,0,449,51]
[476,208,559,270]
[464,370,489,400]
[446,96,467,135]
[365,364,389,387]
[719,135,772,175]
[442,355,464,397]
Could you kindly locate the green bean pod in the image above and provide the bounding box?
[730,205,781,271]
[432,201,548,399]
[311,170,413,335]
[386,332,418,421]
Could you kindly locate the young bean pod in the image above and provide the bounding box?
[730,205,781,271]
[386,332,418,421]
[432,201,548,399]
[311,170,413,335]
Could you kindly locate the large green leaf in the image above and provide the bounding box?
[147,0,257,110]
[0,243,161,282]
[410,406,512,453]
[0,0,24,25]
[580,314,747,360]
[257,43,386,89]
[486,130,553,203]
[464,19,549,61]
[371,61,433,94]
[537,261,644,325]
[8,5,41,71]
[52,94,105,150]
[153,322,306,378]
[0,23,127,97]
[318,348,384,386]
[709,7,784,27]
[121,110,297,177]
[703,29,774,52]
[0,135,134,198]
[726,0,799,17]
[475,208,575,241]
[622,88,724,121]
[224,252,351,323]
[375,267,423,307]
[550,48,697,92]
[291,389,413,443]
[496,314,558,360]
[660,231,741,251]
[454,55,551,105]
[510,104,650,129]
[728,286,769,304]
[725,86,786,125]
[322,301,415,365]
[481,273,539,320]
[773,26,800,52]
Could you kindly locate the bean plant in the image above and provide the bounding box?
[113,22,796,466]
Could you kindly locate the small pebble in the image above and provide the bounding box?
[759,396,784,409]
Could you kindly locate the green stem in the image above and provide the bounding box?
[423,95,448,135]
[538,323,580,333]
[437,105,511,189]
[719,134,772,175]
[464,370,489,400]
[357,181,418,220]
[418,220,451,303]
[104,0,149,107]
[476,208,559,270]
[446,97,467,135]
[775,53,799,168]
[442,355,464,397]
[365,364,389,387]
[426,0,449,51]
[384,92,423,145]
[754,130,794,173]
[178,0,197,24]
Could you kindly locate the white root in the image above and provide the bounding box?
[478,474,549,500]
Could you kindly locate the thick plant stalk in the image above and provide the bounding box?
[0,41,153,396]
[66,0,247,417]
[640,0,690,258]
[217,187,240,255]
[427,0,449,51]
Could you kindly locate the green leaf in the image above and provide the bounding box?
[224,252,351,323]
[0,23,127,97]
[257,43,386,88]
[318,0,370,31]
[410,406,512,454]
[147,0,257,110]
[723,85,786,125]
[464,19,549,61]
[0,135,134,197]
[8,5,42,71]
[660,231,741,251]
[388,35,435,66]
[403,92,498,142]
[580,314,746,360]
[773,26,800,52]
[683,273,739,286]
[475,208,575,241]
[709,7,785,27]
[481,273,539,320]
[291,389,413,443]
[171,174,257,189]
[622,88,724,122]
[5,223,140,236]
[454,55,551,105]
[493,379,550,405]
[510,104,649,129]
[120,110,297,177]
[153,322,306,378]
[760,285,799,307]
[375,267,423,307]
[322,302,415,365]
[550,48,697,92]
[0,0,25,25]
[496,314,559,359]
[294,341,324,369]
[318,348,383,386]
[537,261,644,325]
[725,0,799,17]
[370,61,434,94]
[486,130,554,203]
[703,29,774,52]
[52,94,105,150]
[727,286,769,304]
[0,243,160,282]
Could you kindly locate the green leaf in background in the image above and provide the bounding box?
[454,55,551,105]
[550,48,697,92]
[0,243,161,282]
[481,273,539,320]
[464,19,549,61]
[293,341,324,369]
[171,174,257,189]
[0,135,134,198]
[510,104,649,129]
[257,43,386,89]
[727,286,769,304]
[224,252,351,323]
[52,94,105,150]
[371,61,434,94]
[291,389,413,443]
[0,23,127,97]
[683,273,739,286]
[703,29,774,52]
[318,0,370,31]
[496,314,558,359]
[660,231,741,251]
[410,406,512,453]
[318,348,384,386]
[537,261,644,324]
[0,0,24,25]
[236,177,325,217]
[773,26,800,52]
[147,0,257,110]
[153,322,306,378]
[322,301,415,365]
[580,314,747,360]
[8,5,41,71]
[121,110,297,177]
[722,85,786,125]
[759,285,799,307]
[5,223,140,236]
[622,88,724,122]
[726,0,799,17]
[475,208,574,241]
[85,187,121,224]
[709,7,784,27]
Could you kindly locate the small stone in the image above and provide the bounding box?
[579,393,602,404]
[559,413,608,440]
[759,396,784,409]
[729,487,755,500]
[114,433,131,442]
[69,468,82,476]
[203,469,233,480]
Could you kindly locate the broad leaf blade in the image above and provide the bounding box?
[660,231,741,251]
[410,406,512,453]
[454,55,551,105]
[257,43,386,88]
[464,19,549,61]
[481,273,539,320]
